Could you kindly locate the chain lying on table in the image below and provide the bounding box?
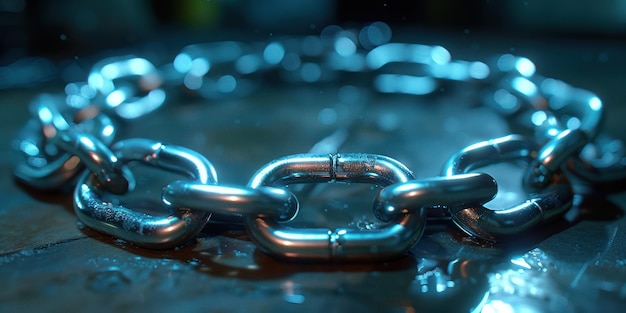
[13,22,626,262]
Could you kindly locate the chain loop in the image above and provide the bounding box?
[74,139,216,249]
[52,129,130,194]
[372,173,498,223]
[568,133,626,183]
[162,182,299,222]
[11,21,626,261]
[523,129,588,192]
[442,135,574,241]
[13,95,118,190]
[88,56,165,119]
[245,153,424,261]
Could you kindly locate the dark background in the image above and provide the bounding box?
[2,0,626,60]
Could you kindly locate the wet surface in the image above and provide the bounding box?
[2,34,626,312]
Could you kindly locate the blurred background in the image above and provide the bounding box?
[2,0,625,60]
[2,0,625,128]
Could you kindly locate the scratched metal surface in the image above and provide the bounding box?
[1,32,626,312]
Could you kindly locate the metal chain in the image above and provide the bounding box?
[12,22,626,262]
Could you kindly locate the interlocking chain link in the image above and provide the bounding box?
[12,22,626,262]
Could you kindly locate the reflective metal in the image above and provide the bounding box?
[13,95,117,190]
[11,21,625,262]
[88,56,165,119]
[245,153,425,261]
[449,184,573,241]
[372,173,498,222]
[568,133,626,183]
[529,108,625,184]
[523,129,588,191]
[162,182,299,222]
[442,135,574,241]
[52,130,130,194]
[538,78,603,139]
[366,43,450,70]
[530,110,563,143]
[366,43,452,96]
[248,153,415,187]
[74,139,217,248]
[441,135,539,176]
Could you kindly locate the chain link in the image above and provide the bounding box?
[12,22,626,261]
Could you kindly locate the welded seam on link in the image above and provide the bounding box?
[329,153,338,182]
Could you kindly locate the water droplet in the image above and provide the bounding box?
[520,248,551,272]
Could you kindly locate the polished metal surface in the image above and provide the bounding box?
[52,130,129,194]
[372,173,498,222]
[3,19,626,313]
[88,56,166,119]
[245,153,425,261]
[74,139,216,248]
[162,182,299,222]
[568,132,626,183]
[443,135,574,241]
[13,95,118,190]
[449,183,573,241]
[13,21,624,256]
[442,135,540,176]
[523,129,588,191]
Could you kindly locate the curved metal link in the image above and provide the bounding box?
[372,173,498,223]
[52,130,130,194]
[245,153,424,262]
[529,109,626,183]
[442,135,539,176]
[442,135,574,242]
[523,129,588,191]
[538,78,603,139]
[74,139,216,249]
[162,182,299,222]
[11,21,626,261]
[13,95,118,190]
[88,56,165,119]
[568,133,626,183]
[366,43,462,96]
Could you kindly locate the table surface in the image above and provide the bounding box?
[1,30,626,312]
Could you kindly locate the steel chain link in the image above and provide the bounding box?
[12,22,626,262]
